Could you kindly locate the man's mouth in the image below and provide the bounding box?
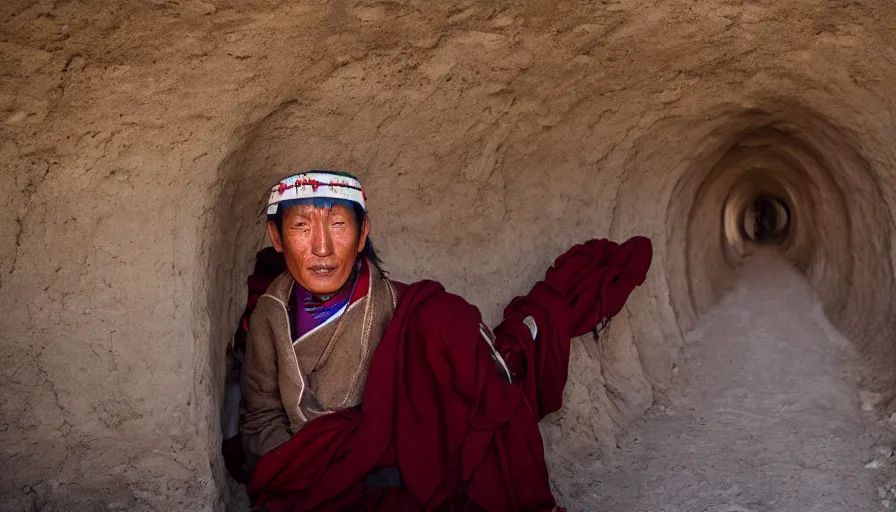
[310,265,337,276]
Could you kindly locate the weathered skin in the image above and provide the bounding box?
[267,204,370,295]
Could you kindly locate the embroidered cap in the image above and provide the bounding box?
[267,170,367,215]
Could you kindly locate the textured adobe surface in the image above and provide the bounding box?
[2,1,896,510]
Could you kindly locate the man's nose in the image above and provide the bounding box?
[311,224,333,257]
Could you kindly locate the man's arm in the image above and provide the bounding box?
[240,303,293,457]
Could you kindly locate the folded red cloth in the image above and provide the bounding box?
[496,236,653,382]
[545,236,653,336]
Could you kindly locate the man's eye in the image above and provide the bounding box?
[294,222,307,228]
[332,221,345,227]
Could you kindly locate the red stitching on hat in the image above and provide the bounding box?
[276,177,364,199]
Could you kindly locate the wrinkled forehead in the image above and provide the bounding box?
[280,198,359,219]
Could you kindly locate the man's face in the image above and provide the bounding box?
[267,203,370,296]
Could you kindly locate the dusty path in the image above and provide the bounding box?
[591,252,895,512]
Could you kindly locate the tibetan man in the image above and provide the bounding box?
[227,170,653,511]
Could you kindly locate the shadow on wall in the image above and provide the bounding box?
[665,101,896,383]
[199,101,311,505]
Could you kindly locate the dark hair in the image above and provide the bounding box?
[268,199,384,272]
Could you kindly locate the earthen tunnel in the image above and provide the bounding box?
[3,2,896,510]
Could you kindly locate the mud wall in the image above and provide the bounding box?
[2,1,896,510]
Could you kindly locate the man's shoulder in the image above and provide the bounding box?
[249,271,293,329]
[260,271,294,304]
[392,280,481,322]
[389,279,411,304]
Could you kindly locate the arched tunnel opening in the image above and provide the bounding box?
[664,106,896,380]
[742,195,790,244]
[604,102,896,508]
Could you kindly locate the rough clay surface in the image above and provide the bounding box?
[3,1,896,510]
[591,252,896,512]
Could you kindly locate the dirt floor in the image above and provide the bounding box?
[589,251,896,512]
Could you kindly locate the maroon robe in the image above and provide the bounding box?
[247,236,653,511]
